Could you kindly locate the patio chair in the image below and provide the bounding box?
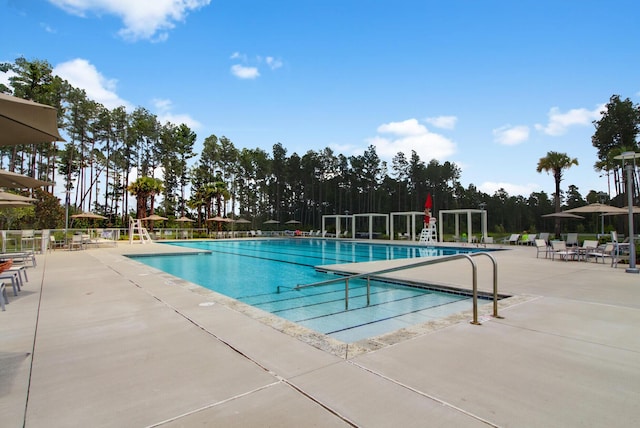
[69,234,84,251]
[612,242,631,267]
[577,240,599,261]
[0,260,21,296]
[538,232,550,244]
[0,251,36,267]
[550,240,577,261]
[535,239,552,259]
[566,233,579,247]
[21,229,35,252]
[0,281,6,311]
[586,243,615,264]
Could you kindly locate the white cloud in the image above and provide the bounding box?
[493,125,529,146]
[478,181,539,197]
[230,64,260,80]
[230,52,283,79]
[425,115,457,130]
[53,58,131,109]
[48,0,211,41]
[152,98,201,129]
[534,105,604,136]
[230,52,246,61]
[367,118,456,161]
[265,56,283,70]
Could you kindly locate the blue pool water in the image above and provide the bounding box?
[130,239,488,342]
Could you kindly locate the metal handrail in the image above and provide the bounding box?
[294,252,500,325]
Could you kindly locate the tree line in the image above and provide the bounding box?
[1,57,639,235]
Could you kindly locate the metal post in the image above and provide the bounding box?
[625,163,638,273]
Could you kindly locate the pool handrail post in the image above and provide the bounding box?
[345,278,349,310]
[295,252,500,325]
[469,252,502,319]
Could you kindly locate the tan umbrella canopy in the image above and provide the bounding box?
[0,200,33,208]
[541,212,585,219]
[235,218,251,224]
[264,219,279,224]
[206,216,234,222]
[71,212,107,220]
[564,203,628,214]
[0,169,52,188]
[140,214,168,221]
[0,191,35,202]
[0,93,65,146]
[285,219,301,225]
[175,215,195,222]
[601,206,640,216]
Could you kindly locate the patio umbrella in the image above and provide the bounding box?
[0,93,65,146]
[541,212,585,219]
[0,200,32,208]
[175,215,195,222]
[140,214,168,221]
[206,216,226,222]
[264,219,279,224]
[285,220,301,225]
[0,191,35,202]
[0,169,53,188]
[565,203,627,214]
[601,206,640,215]
[235,218,251,224]
[71,212,107,220]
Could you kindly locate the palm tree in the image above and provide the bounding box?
[127,176,164,220]
[536,151,579,237]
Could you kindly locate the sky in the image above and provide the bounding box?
[1,0,639,202]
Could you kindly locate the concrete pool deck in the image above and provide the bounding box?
[1,240,639,427]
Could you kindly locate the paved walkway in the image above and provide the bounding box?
[1,241,639,427]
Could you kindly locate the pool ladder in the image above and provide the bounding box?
[292,252,501,325]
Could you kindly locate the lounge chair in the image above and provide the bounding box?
[538,232,550,245]
[502,234,520,245]
[481,236,494,245]
[551,240,577,261]
[566,233,579,247]
[519,234,536,245]
[535,239,552,259]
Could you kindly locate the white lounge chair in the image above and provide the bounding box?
[503,234,520,245]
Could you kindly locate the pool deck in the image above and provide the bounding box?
[2,239,639,427]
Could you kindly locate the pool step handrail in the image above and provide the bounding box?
[294,252,501,325]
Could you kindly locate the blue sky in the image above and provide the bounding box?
[2,0,639,200]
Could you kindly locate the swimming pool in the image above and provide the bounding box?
[130,239,491,342]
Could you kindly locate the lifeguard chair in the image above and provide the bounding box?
[419,217,438,243]
[129,216,152,244]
